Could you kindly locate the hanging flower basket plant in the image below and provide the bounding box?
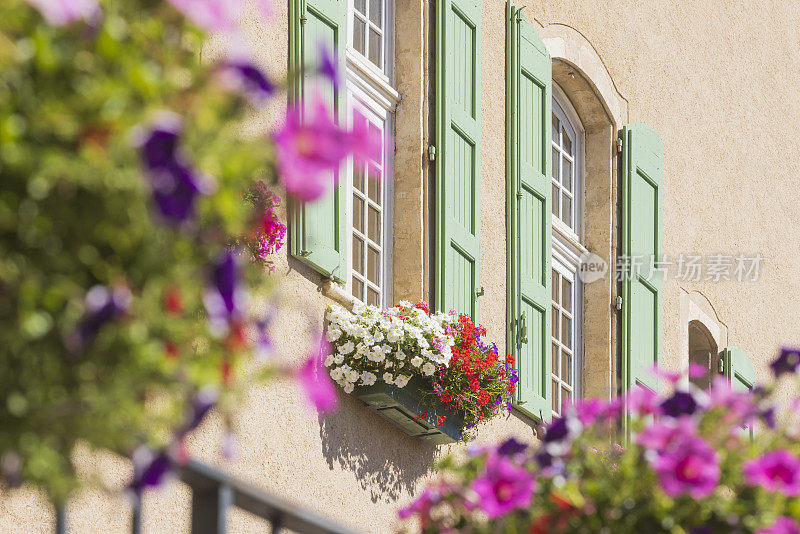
[325,301,518,443]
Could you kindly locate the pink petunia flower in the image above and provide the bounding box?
[166,0,272,32]
[627,386,661,416]
[637,416,697,451]
[295,338,338,413]
[652,435,719,499]
[758,517,800,534]
[25,0,100,26]
[273,98,382,201]
[743,450,800,497]
[470,453,535,519]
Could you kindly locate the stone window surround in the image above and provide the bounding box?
[679,289,729,386]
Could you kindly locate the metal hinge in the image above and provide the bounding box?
[616,137,623,154]
[615,295,623,311]
[299,15,308,24]
[427,145,436,162]
[300,249,312,257]
[475,286,485,298]
[718,357,725,374]
[516,191,523,199]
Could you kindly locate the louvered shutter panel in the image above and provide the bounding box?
[434,0,482,319]
[506,4,552,422]
[288,0,348,279]
[621,124,663,396]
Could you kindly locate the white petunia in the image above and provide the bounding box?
[372,330,384,343]
[410,356,423,367]
[325,328,342,342]
[383,372,394,384]
[333,353,344,365]
[346,370,360,383]
[324,354,335,367]
[343,382,354,394]
[339,341,355,355]
[330,367,344,381]
[398,300,412,308]
[394,375,410,388]
[395,350,407,360]
[422,362,435,376]
[360,371,377,386]
[384,361,393,368]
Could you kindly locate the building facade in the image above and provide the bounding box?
[3,0,800,532]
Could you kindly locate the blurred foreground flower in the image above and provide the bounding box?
[203,252,248,337]
[296,338,338,413]
[25,0,100,26]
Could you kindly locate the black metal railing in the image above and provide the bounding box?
[56,460,359,534]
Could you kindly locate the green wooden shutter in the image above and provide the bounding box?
[722,345,756,438]
[620,124,663,395]
[722,346,755,392]
[288,0,347,279]
[506,3,552,422]
[434,0,481,319]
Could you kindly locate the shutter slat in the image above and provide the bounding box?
[507,4,552,422]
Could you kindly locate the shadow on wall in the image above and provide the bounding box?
[319,393,437,503]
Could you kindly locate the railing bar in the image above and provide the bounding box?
[131,498,142,534]
[55,504,67,534]
[217,484,234,534]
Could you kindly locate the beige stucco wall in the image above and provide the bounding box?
[4,1,800,532]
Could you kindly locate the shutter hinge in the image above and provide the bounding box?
[616,137,623,154]
[615,295,623,311]
[718,357,725,374]
[300,249,312,257]
[427,145,436,161]
[516,191,523,200]
[299,15,308,24]
[475,286,485,298]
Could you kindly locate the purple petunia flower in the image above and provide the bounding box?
[219,60,275,104]
[203,251,248,336]
[166,0,272,32]
[497,437,528,457]
[660,390,700,418]
[68,285,131,351]
[771,348,800,378]
[134,114,214,224]
[470,453,535,519]
[253,311,275,361]
[129,447,174,497]
[758,517,800,534]
[25,0,100,26]
[317,42,339,89]
[177,387,218,439]
[743,450,800,497]
[649,428,719,499]
[273,98,382,201]
[398,487,444,520]
[296,337,338,414]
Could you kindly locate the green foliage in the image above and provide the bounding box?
[0,0,274,499]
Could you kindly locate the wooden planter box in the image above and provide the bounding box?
[357,376,465,445]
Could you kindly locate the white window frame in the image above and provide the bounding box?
[551,84,586,415]
[344,1,398,308]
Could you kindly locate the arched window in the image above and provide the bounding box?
[688,320,717,390]
[550,84,585,416]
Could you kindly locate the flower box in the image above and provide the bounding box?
[357,375,465,445]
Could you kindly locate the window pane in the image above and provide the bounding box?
[562,156,572,191]
[562,193,572,228]
[368,0,382,27]
[352,277,364,301]
[368,27,381,67]
[552,114,559,145]
[552,380,559,413]
[552,306,559,338]
[561,277,572,313]
[562,352,572,386]
[367,245,380,284]
[552,183,559,217]
[551,147,559,180]
[562,315,572,349]
[551,268,558,301]
[561,386,571,412]
[368,205,381,244]
[562,126,572,154]
[368,166,381,203]
[354,164,365,191]
[354,0,366,14]
[368,124,381,162]
[552,343,559,375]
[353,18,366,55]
[353,194,364,233]
[352,236,364,274]
[367,287,380,307]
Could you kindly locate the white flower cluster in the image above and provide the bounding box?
[324,302,455,392]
